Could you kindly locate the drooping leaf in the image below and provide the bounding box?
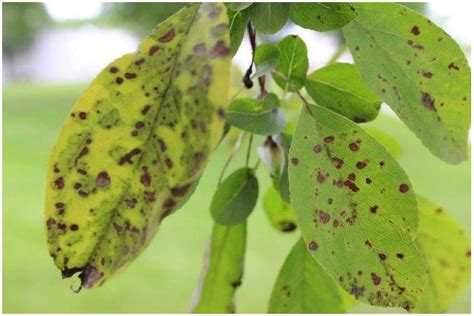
[257,136,285,178]
[249,3,289,35]
[272,35,309,92]
[364,127,403,159]
[274,131,293,203]
[225,93,285,135]
[289,3,356,32]
[191,222,247,313]
[288,103,428,310]
[262,185,297,233]
[226,2,252,12]
[228,8,249,56]
[343,3,471,164]
[305,63,381,123]
[269,238,346,313]
[44,3,231,289]
[211,168,258,225]
[414,196,471,313]
[254,43,280,78]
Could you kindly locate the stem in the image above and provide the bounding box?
[327,43,347,65]
[245,134,253,167]
[243,22,257,88]
[218,131,245,184]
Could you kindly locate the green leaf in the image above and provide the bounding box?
[274,132,293,203]
[225,93,285,135]
[254,43,280,78]
[211,168,258,225]
[364,127,403,159]
[289,3,356,32]
[343,3,471,164]
[288,104,428,310]
[226,2,252,12]
[272,35,309,92]
[44,3,231,289]
[191,222,247,313]
[414,196,471,313]
[262,185,297,233]
[305,63,381,123]
[228,8,249,56]
[268,238,346,313]
[249,3,289,35]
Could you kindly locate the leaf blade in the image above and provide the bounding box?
[289,2,356,32]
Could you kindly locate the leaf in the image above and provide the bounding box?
[343,3,471,164]
[364,127,403,159]
[226,2,252,12]
[414,196,471,313]
[288,103,428,310]
[249,3,289,35]
[262,185,297,233]
[274,132,293,204]
[228,8,249,56]
[254,43,280,78]
[211,168,258,225]
[257,136,285,178]
[272,35,309,92]
[305,63,381,123]
[44,3,231,289]
[289,3,356,32]
[191,222,247,313]
[225,93,285,135]
[268,238,346,313]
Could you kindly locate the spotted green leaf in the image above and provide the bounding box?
[254,43,280,78]
[228,8,249,56]
[211,168,258,225]
[44,3,231,289]
[249,3,289,35]
[289,3,356,32]
[269,238,346,313]
[262,185,297,233]
[343,3,471,164]
[225,93,285,135]
[191,222,247,313]
[272,35,309,92]
[305,63,381,123]
[414,196,471,313]
[288,103,428,310]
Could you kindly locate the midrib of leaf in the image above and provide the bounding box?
[307,77,377,105]
[315,2,354,17]
[305,107,415,297]
[87,5,201,265]
[283,41,298,91]
[348,19,454,145]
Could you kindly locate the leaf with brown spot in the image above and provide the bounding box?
[343,3,471,164]
[44,3,231,289]
[288,103,427,310]
[414,196,471,313]
[190,222,246,313]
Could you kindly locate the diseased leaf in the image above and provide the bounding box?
[262,185,297,233]
[343,3,471,164]
[44,3,231,289]
[305,63,381,123]
[211,168,258,225]
[364,127,403,159]
[289,3,356,32]
[414,196,471,313]
[268,238,346,313]
[288,103,428,310]
[225,93,285,135]
[228,8,249,56]
[254,43,280,78]
[272,35,309,92]
[257,136,285,178]
[249,3,289,35]
[191,222,247,313]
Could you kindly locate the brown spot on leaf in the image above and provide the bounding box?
[194,43,206,54]
[46,218,56,228]
[79,112,87,120]
[313,145,322,153]
[115,77,123,84]
[399,184,409,193]
[54,177,65,190]
[378,253,387,260]
[140,167,151,187]
[319,211,330,224]
[290,158,299,165]
[370,205,378,214]
[371,272,381,285]
[448,62,460,71]
[349,143,359,151]
[135,58,145,66]
[125,73,137,80]
[96,171,110,187]
[324,136,335,143]
[149,45,160,56]
[423,71,433,78]
[162,198,176,209]
[210,40,230,58]
[396,253,405,259]
[421,92,435,110]
[159,29,175,43]
[109,67,118,73]
[171,184,191,197]
[308,241,318,251]
[118,148,141,165]
[411,26,420,35]
[70,224,79,231]
[356,161,367,169]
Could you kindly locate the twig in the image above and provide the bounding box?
[245,134,253,168]
[218,131,246,184]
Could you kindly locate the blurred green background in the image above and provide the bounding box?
[2,2,471,314]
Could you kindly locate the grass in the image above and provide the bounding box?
[2,82,470,313]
